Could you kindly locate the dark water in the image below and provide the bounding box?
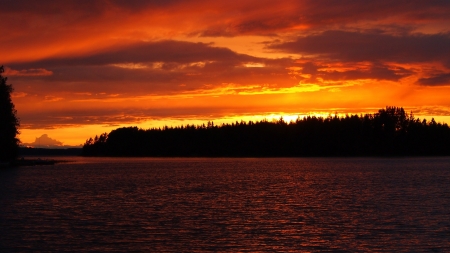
[1,157,449,252]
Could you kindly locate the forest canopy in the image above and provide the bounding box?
[82,107,450,157]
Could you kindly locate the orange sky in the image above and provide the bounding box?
[2,0,450,147]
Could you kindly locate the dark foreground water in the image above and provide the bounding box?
[1,157,449,252]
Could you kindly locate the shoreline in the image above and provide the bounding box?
[1,158,69,168]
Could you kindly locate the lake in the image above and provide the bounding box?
[1,157,449,252]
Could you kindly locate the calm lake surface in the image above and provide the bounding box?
[1,157,449,252]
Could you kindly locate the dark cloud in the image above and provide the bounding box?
[302,0,450,23]
[321,64,413,82]
[299,62,319,75]
[6,37,420,98]
[7,40,295,95]
[269,30,450,63]
[416,73,450,86]
[19,109,153,129]
[6,0,449,40]
[18,106,276,129]
[109,0,185,10]
[295,62,413,82]
[8,40,257,68]
[198,16,300,37]
[9,62,293,96]
[0,0,184,14]
[195,0,450,37]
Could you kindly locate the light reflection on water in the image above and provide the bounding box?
[1,157,449,252]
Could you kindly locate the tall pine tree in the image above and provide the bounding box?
[0,66,20,162]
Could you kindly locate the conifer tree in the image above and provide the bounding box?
[0,66,20,162]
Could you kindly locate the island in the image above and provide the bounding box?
[82,107,450,157]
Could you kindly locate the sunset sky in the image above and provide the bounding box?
[2,0,450,147]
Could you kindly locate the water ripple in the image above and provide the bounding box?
[0,157,449,252]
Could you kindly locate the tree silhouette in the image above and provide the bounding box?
[0,66,20,162]
[82,106,450,157]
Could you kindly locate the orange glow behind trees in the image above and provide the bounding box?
[2,1,450,146]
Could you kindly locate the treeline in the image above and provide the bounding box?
[82,107,450,157]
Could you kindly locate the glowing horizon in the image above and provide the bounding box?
[19,110,450,147]
[3,1,450,147]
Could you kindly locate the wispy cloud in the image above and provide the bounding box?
[4,67,53,77]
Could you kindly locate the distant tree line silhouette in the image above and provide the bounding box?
[82,107,450,157]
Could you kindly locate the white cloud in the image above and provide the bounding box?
[25,134,63,148]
